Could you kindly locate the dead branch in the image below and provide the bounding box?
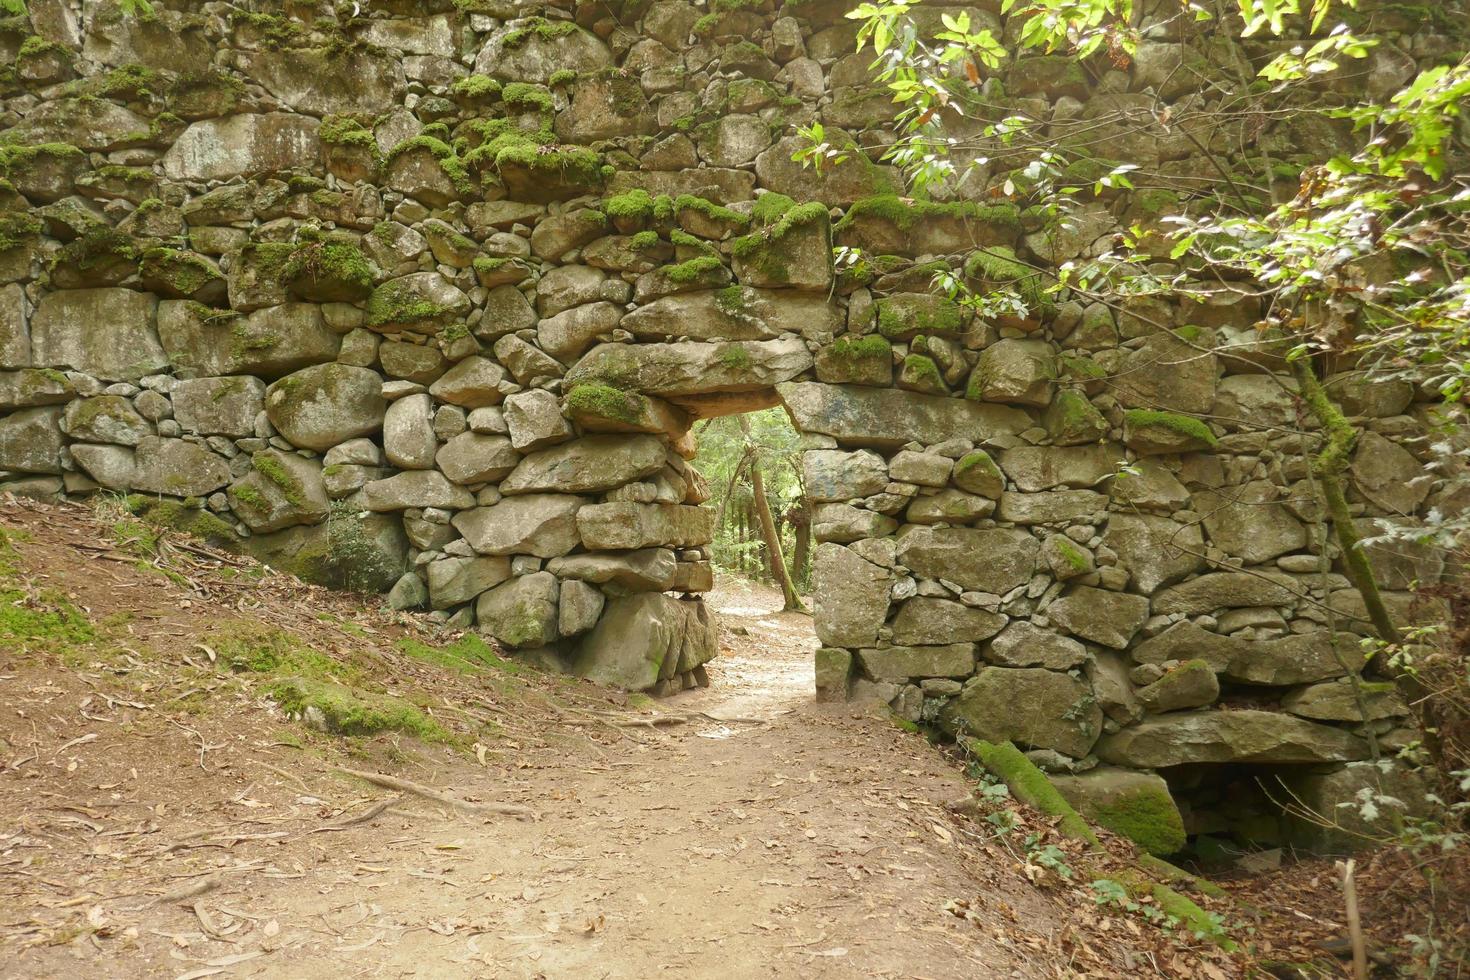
[335,767,535,820]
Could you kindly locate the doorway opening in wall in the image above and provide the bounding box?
[692,406,810,615]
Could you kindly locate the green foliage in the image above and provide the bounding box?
[693,408,808,588]
[0,527,94,650]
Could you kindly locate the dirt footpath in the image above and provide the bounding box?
[1,499,1070,979]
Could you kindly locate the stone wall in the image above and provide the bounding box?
[0,0,1460,848]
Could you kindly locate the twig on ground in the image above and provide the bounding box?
[335,767,535,820]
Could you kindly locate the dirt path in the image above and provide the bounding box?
[1,499,1072,979]
[250,580,1056,979]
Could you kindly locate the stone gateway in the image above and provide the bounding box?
[0,0,1450,850]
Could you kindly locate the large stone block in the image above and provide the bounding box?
[128,436,231,497]
[939,666,1102,758]
[1050,768,1186,856]
[1195,481,1308,564]
[0,284,30,369]
[856,643,976,681]
[1047,586,1150,649]
[1101,512,1204,593]
[157,302,341,379]
[572,593,716,690]
[474,22,613,83]
[778,382,1030,450]
[362,470,476,511]
[0,406,64,474]
[813,542,891,647]
[453,494,585,558]
[567,338,813,399]
[998,445,1117,492]
[265,364,385,452]
[500,434,667,494]
[475,572,559,649]
[895,527,1038,595]
[172,376,266,438]
[1151,571,1298,615]
[576,502,714,550]
[61,395,150,446]
[547,548,678,594]
[427,556,513,610]
[383,393,437,471]
[891,598,1007,646]
[983,621,1087,669]
[227,451,330,534]
[1096,709,1370,767]
[802,449,889,502]
[622,288,840,344]
[162,113,322,180]
[31,289,164,381]
[1350,431,1431,515]
[436,432,521,484]
[236,47,405,117]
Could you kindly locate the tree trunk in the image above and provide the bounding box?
[1292,357,1401,645]
[740,416,807,612]
[791,505,810,588]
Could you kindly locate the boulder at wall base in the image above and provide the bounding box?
[475,572,560,649]
[226,450,329,533]
[1278,761,1431,853]
[572,593,716,690]
[815,647,853,702]
[778,381,1031,450]
[939,667,1103,759]
[243,512,408,593]
[0,407,64,474]
[1095,709,1371,767]
[1049,767,1187,856]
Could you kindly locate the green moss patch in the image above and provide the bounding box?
[835,195,1020,233]
[1124,409,1218,447]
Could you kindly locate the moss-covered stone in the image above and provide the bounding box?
[284,240,374,303]
[139,248,225,303]
[875,293,965,342]
[1123,409,1218,454]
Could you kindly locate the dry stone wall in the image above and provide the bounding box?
[0,0,1460,848]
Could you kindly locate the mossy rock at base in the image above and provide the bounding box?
[267,676,451,742]
[124,494,241,548]
[1049,767,1187,856]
